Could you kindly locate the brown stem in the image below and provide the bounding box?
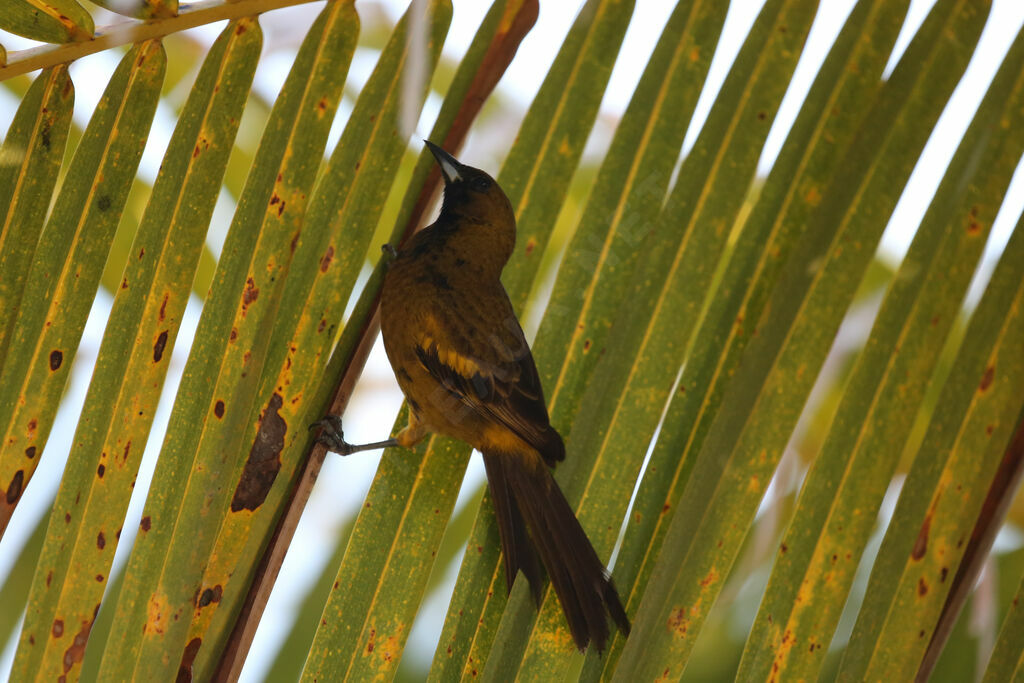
[916,406,1024,682]
[0,0,324,81]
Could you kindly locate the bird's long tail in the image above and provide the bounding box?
[481,451,630,652]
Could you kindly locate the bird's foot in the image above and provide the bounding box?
[310,414,357,455]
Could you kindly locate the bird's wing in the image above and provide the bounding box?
[414,306,563,463]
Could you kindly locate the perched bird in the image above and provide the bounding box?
[315,140,629,652]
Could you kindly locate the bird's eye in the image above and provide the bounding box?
[472,176,492,191]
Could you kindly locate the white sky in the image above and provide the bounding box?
[2,1,1023,680]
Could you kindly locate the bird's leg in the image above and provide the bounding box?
[310,415,397,456]
[393,411,427,448]
[311,411,427,456]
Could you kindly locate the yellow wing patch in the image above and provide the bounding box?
[418,319,486,382]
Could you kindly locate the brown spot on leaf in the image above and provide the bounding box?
[583,339,591,352]
[97,532,105,549]
[979,365,995,392]
[6,470,24,504]
[140,516,151,531]
[967,209,984,234]
[912,514,931,560]
[231,393,286,511]
[61,611,95,675]
[159,294,169,322]
[50,350,63,370]
[177,637,202,683]
[153,330,168,362]
[52,620,64,637]
[197,585,222,607]
[320,246,334,272]
[214,400,225,419]
[25,446,36,459]
[242,277,259,308]
[940,567,948,582]
[918,577,928,596]
[97,464,105,478]
[667,606,688,635]
[525,238,537,255]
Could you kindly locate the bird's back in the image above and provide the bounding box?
[380,232,562,465]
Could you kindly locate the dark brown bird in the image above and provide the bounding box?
[315,140,629,652]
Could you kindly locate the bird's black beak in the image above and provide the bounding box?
[424,140,464,185]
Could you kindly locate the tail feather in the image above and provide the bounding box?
[481,453,543,604]
[483,450,630,652]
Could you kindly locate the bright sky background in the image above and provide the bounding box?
[1,1,1023,679]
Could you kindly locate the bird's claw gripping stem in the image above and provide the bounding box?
[311,415,399,455]
[310,414,357,455]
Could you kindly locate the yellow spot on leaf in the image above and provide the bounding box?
[145,593,169,635]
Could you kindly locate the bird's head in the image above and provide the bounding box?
[424,141,516,261]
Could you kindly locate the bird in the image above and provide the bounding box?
[314,140,629,652]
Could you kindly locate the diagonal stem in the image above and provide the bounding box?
[0,0,321,81]
[917,406,1024,682]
